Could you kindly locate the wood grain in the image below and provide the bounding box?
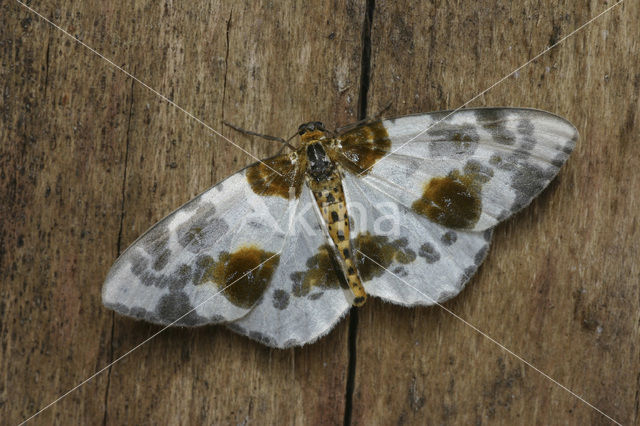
[2,0,638,424]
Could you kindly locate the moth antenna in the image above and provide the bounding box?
[334,102,393,135]
[285,131,299,145]
[223,120,297,151]
[375,100,393,118]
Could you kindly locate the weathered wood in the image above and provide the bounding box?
[2,0,638,424]
[2,0,131,423]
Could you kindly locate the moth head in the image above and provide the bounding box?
[298,121,327,143]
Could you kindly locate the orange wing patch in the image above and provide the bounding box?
[246,153,305,198]
[290,244,349,298]
[332,121,391,175]
[196,246,280,308]
[412,161,494,229]
[354,232,417,281]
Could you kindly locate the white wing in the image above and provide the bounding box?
[227,184,351,348]
[342,171,491,306]
[103,156,351,347]
[102,167,296,326]
[361,108,577,231]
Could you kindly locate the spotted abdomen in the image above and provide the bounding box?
[306,142,367,306]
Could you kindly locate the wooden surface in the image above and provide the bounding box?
[2,0,638,424]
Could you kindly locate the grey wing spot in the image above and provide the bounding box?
[489,154,503,167]
[475,109,515,145]
[290,272,304,296]
[272,289,290,310]
[209,314,225,322]
[458,242,491,291]
[396,157,422,180]
[130,252,150,277]
[393,266,409,277]
[521,137,536,151]
[463,160,494,183]
[128,222,172,272]
[401,248,417,263]
[515,117,537,152]
[441,231,458,246]
[492,155,517,171]
[492,127,515,145]
[395,237,409,247]
[428,125,480,157]
[517,119,534,136]
[247,218,266,229]
[418,242,440,264]
[192,255,214,285]
[459,266,477,287]
[129,253,166,289]
[129,252,192,291]
[510,162,556,211]
[483,229,494,242]
[139,222,170,256]
[152,249,171,271]
[156,291,206,326]
[551,151,570,168]
[176,204,229,253]
[167,264,192,292]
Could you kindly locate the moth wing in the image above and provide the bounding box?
[102,154,302,326]
[228,183,352,348]
[341,170,491,306]
[339,108,578,232]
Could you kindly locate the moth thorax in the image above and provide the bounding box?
[306,142,335,181]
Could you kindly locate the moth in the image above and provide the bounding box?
[103,108,577,348]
